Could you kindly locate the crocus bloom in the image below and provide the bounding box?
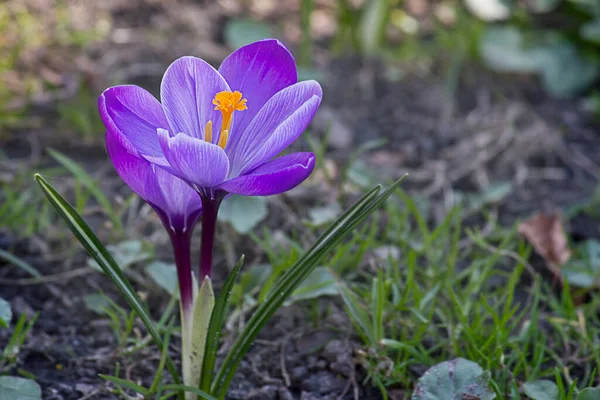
[106,129,203,391]
[99,39,322,278]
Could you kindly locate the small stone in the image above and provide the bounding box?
[290,365,308,382]
[306,356,318,369]
[12,296,35,319]
[295,331,334,356]
[278,387,294,400]
[372,245,401,261]
[301,371,346,395]
[315,360,327,369]
[75,383,95,395]
[247,385,278,400]
[322,340,354,376]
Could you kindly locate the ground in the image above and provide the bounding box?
[1,1,600,399]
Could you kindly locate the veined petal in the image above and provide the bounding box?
[99,85,168,158]
[158,129,229,189]
[219,152,315,196]
[161,56,230,139]
[229,80,322,176]
[106,130,202,230]
[219,39,297,156]
[155,167,203,230]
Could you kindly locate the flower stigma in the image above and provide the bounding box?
[204,90,247,150]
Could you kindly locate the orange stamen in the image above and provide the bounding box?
[204,120,213,143]
[211,90,247,149]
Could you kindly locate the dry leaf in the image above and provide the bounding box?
[518,212,571,282]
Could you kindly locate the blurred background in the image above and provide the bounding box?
[1,0,600,238]
[2,1,600,398]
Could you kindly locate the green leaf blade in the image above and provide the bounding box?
[34,174,181,389]
[212,176,406,397]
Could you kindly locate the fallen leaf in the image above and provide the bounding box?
[518,212,571,282]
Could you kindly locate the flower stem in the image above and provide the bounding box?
[199,193,224,280]
[169,229,194,314]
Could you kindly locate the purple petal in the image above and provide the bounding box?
[158,129,229,188]
[105,130,202,230]
[219,152,315,196]
[219,39,297,156]
[154,167,203,229]
[229,80,322,176]
[99,85,168,158]
[160,56,230,140]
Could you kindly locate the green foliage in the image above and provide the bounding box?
[34,174,183,396]
[579,388,600,400]
[218,195,268,234]
[57,85,105,143]
[560,239,600,288]
[223,19,273,50]
[523,380,559,400]
[0,1,106,133]
[0,297,11,328]
[411,358,496,400]
[335,187,600,397]
[146,261,180,297]
[1,312,37,368]
[0,376,41,400]
[476,1,600,97]
[84,293,136,348]
[211,177,406,398]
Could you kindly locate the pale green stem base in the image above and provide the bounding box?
[181,277,215,400]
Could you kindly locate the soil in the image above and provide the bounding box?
[2,1,600,399]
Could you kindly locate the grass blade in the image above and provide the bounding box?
[200,256,244,392]
[47,149,122,232]
[35,174,182,393]
[212,176,406,397]
[0,249,41,277]
[99,374,149,396]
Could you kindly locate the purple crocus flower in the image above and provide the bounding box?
[99,39,322,279]
[105,129,202,315]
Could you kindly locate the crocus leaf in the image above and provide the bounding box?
[34,174,183,395]
[523,380,559,400]
[212,176,406,398]
[224,19,273,50]
[200,256,244,392]
[0,297,11,329]
[0,376,41,400]
[411,358,496,400]
[579,388,600,400]
[218,195,268,234]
